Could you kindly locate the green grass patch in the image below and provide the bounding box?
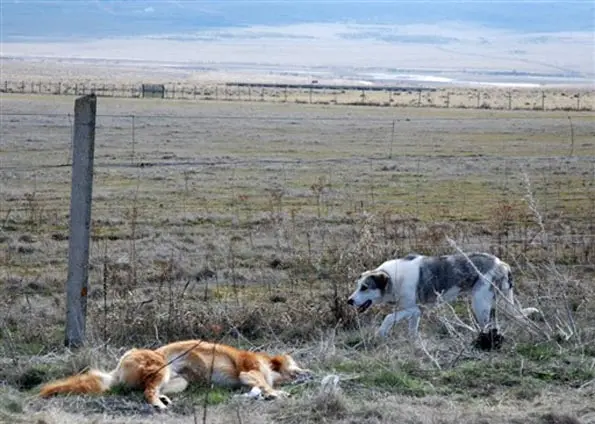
[527,360,595,386]
[330,352,593,401]
[516,342,560,361]
[179,384,236,406]
[437,353,595,396]
[331,359,433,397]
[366,369,431,397]
[110,382,233,406]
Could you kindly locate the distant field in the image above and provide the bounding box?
[2,79,594,111]
[1,59,594,112]
[1,94,594,424]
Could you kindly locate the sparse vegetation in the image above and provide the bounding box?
[0,94,594,423]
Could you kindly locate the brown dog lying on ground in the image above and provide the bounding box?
[39,339,311,409]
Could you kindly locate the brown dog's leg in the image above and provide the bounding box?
[143,381,171,409]
[239,370,288,400]
[118,350,171,409]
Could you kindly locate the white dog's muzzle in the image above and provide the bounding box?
[347,296,373,313]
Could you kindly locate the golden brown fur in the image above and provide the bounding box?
[39,340,309,409]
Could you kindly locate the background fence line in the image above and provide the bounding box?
[1,80,593,111]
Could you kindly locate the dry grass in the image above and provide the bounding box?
[0,94,594,423]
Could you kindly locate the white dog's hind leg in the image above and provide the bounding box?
[472,283,495,331]
[378,307,421,337]
[407,307,422,338]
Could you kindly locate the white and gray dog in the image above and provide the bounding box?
[347,252,539,348]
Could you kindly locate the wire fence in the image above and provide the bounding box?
[2,79,594,111]
[1,111,594,300]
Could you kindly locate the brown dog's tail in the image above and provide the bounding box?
[39,369,115,398]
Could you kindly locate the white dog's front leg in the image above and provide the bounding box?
[407,307,422,338]
[378,307,420,337]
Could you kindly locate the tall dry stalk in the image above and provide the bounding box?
[567,115,575,157]
[128,175,141,288]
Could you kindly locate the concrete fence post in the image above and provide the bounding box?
[65,94,97,348]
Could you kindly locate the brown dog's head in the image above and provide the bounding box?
[270,354,312,384]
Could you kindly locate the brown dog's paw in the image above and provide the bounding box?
[152,401,169,411]
[159,395,172,406]
[474,329,504,351]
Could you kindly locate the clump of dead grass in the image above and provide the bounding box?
[272,374,348,424]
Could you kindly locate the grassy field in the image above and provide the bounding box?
[1,93,595,424]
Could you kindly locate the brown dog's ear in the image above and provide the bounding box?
[269,355,284,372]
[371,272,389,292]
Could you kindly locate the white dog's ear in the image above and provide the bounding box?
[371,273,389,292]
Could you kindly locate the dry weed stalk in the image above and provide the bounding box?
[521,171,547,246]
[127,175,142,289]
[310,176,330,218]
[520,172,588,347]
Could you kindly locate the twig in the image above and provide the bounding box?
[446,346,467,369]
[102,241,109,351]
[235,403,244,424]
[3,208,12,228]
[578,378,594,391]
[389,119,395,159]
[522,172,546,240]
[129,174,141,288]
[147,340,205,379]
[568,115,575,157]
[202,343,218,424]
[417,338,442,370]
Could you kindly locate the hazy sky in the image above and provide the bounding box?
[2,0,594,39]
[1,1,594,76]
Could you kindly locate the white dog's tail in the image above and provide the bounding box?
[499,264,540,319]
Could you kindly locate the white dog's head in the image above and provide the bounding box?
[347,270,390,313]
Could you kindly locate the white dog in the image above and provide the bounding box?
[347,252,539,348]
